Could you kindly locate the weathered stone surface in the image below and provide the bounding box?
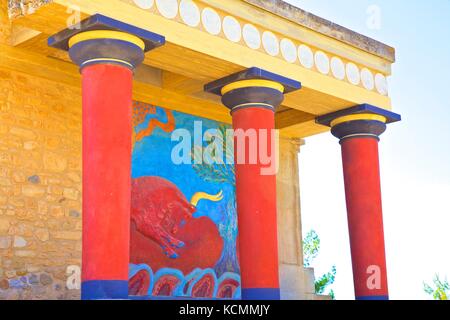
[0,177,11,186]
[23,141,38,150]
[49,206,64,218]
[27,175,41,184]
[52,231,81,241]
[13,236,27,248]
[39,273,53,286]
[0,278,9,290]
[63,188,78,201]
[16,270,27,276]
[69,210,80,218]
[22,185,45,197]
[15,250,36,257]
[45,137,60,150]
[0,66,82,300]
[34,229,49,242]
[4,270,16,279]
[10,127,36,140]
[8,0,53,19]
[0,236,12,249]
[43,152,67,172]
[0,218,10,233]
[37,201,48,215]
[12,172,26,183]
[9,278,27,289]
[48,185,63,195]
[0,195,7,205]
[244,0,396,62]
[66,172,80,183]
[28,274,39,285]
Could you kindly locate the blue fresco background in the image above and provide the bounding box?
[132,107,233,228]
[130,103,240,298]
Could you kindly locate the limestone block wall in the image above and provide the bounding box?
[7,0,52,19]
[277,137,306,299]
[276,138,331,301]
[0,67,82,299]
[1,2,11,44]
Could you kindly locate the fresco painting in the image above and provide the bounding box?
[129,101,241,299]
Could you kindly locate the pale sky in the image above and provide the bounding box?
[285,0,450,299]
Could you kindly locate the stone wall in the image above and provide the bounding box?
[277,137,306,299]
[8,0,52,19]
[0,67,82,299]
[1,2,11,44]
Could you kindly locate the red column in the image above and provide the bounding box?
[233,107,280,300]
[48,15,165,300]
[81,64,133,299]
[341,137,389,300]
[317,105,402,300]
[204,68,301,300]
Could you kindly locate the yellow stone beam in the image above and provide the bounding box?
[0,41,320,138]
[6,0,396,137]
[0,43,232,125]
[11,1,392,110]
[10,25,41,46]
[275,109,315,130]
[201,0,393,73]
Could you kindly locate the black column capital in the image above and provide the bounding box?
[204,67,301,113]
[316,104,401,142]
[48,14,165,70]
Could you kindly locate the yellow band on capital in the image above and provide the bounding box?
[68,30,145,51]
[330,113,387,128]
[221,80,284,95]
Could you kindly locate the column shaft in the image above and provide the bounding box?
[341,137,388,300]
[81,64,133,299]
[204,67,301,300]
[317,105,401,301]
[48,15,165,300]
[233,107,280,300]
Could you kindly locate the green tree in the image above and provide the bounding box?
[190,125,239,275]
[315,266,336,300]
[303,230,320,268]
[424,274,449,300]
[303,230,336,299]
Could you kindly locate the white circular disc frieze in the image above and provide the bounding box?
[179,0,200,27]
[298,44,314,69]
[156,0,178,19]
[361,68,375,90]
[133,0,154,10]
[243,24,261,50]
[346,62,361,85]
[262,31,279,56]
[315,51,330,75]
[223,16,241,43]
[330,57,345,80]
[280,38,297,63]
[202,7,221,35]
[375,73,388,95]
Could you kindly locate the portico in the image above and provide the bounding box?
[1,0,400,300]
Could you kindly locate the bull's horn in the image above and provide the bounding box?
[190,190,223,207]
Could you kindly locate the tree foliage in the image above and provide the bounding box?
[424,274,449,300]
[303,230,320,268]
[191,125,235,184]
[303,230,336,299]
